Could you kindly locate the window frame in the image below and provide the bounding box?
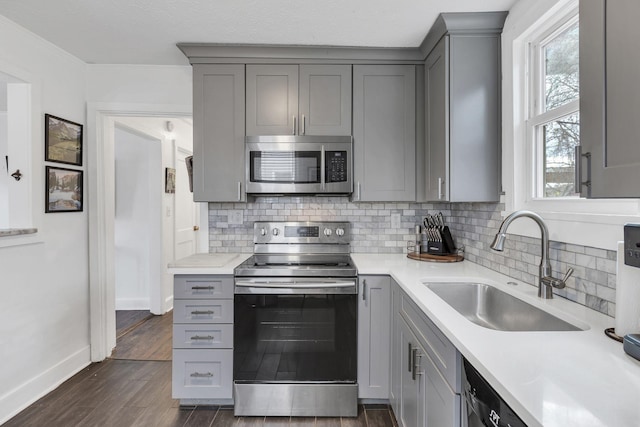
[505,0,640,251]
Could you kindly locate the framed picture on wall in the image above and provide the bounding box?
[45,166,83,213]
[165,167,176,193]
[45,114,83,166]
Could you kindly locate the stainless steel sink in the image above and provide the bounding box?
[426,282,582,331]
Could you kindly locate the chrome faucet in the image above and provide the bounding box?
[490,210,573,299]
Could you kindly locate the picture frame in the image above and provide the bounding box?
[46,166,83,213]
[165,167,176,193]
[45,114,83,166]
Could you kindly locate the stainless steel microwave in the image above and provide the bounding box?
[245,135,353,195]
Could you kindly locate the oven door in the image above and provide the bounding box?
[234,278,357,383]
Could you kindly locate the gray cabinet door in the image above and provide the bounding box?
[389,280,402,416]
[357,276,391,399]
[580,0,640,198]
[399,317,421,427]
[246,64,298,136]
[425,37,449,202]
[353,65,416,201]
[192,64,245,202]
[299,65,352,135]
[423,30,501,203]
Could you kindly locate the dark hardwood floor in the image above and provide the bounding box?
[112,311,173,361]
[5,310,398,426]
[116,310,153,339]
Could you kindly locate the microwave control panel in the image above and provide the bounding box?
[325,151,348,183]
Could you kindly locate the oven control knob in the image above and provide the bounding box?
[323,228,333,236]
[336,228,345,236]
[260,228,267,236]
[272,228,280,236]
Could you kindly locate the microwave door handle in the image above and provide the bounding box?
[321,145,326,191]
[235,280,356,289]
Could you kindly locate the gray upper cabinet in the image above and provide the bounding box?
[192,64,245,202]
[421,13,506,202]
[353,65,416,202]
[579,0,640,198]
[246,64,352,136]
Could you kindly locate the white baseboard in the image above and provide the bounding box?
[115,297,150,310]
[0,345,91,425]
[164,295,173,313]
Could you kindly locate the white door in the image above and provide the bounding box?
[175,146,199,260]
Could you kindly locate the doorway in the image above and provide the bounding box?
[87,104,207,361]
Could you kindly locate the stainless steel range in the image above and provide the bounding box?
[233,221,358,417]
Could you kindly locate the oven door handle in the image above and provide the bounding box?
[234,279,357,294]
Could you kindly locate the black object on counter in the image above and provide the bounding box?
[623,334,640,361]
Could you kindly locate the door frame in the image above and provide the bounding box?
[87,102,196,361]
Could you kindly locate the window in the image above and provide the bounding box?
[528,14,579,198]
[504,0,640,251]
[0,68,37,242]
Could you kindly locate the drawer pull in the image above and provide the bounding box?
[191,310,215,315]
[191,285,215,290]
[190,335,215,341]
[190,372,214,378]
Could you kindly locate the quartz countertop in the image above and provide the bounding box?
[167,253,251,275]
[167,251,640,426]
[351,254,640,427]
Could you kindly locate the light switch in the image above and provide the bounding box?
[391,213,401,229]
[229,210,243,225]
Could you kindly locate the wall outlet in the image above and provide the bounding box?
[391,213,401,229]
[228,210,244,225]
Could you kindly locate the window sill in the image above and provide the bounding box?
[0,228,38,238]
[0,228,43,248]
[501,207,638,251]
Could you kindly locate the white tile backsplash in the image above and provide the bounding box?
[207,198,617,317]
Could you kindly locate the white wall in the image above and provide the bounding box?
[0,14,88,424]
[114,125,162,310]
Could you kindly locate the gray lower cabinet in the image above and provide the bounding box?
[246,64,352,136]
[391,279,461,427]
[192,64,245,202]
[357,276,391,399]
[579,0,640,198]
[172,275,234,403]
[422,13,505,202]
[353,65,417,201]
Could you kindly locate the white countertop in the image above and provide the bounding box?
[351,254,640,427]
[168,253,251,275]
[167,252,640,426]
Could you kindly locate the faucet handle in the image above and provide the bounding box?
[562,267,574,283]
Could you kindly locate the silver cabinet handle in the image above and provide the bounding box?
[412,348,422,381]
[190,372,214,378]
[438,177,445,200]
[191,285,215,290]
[407,343,413,372]
[362,279,367,301]
[292,115,297,135]
[321,145,326,191]
[356,182,361,201]
[237,181,242,201]
[574,146,591,197]
[302,114,306,135]
[190,335,214,341]
[191,310,215,315]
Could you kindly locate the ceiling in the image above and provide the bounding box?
[0,0,517,66]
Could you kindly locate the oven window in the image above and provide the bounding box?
[234,293,357,382]
[250,151,321,184]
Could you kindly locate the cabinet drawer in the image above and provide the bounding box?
[173,324,233,349]
[174,275,233,299]
[174,299,233,324]
[172,349,233,399]
[400,291,460,391]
